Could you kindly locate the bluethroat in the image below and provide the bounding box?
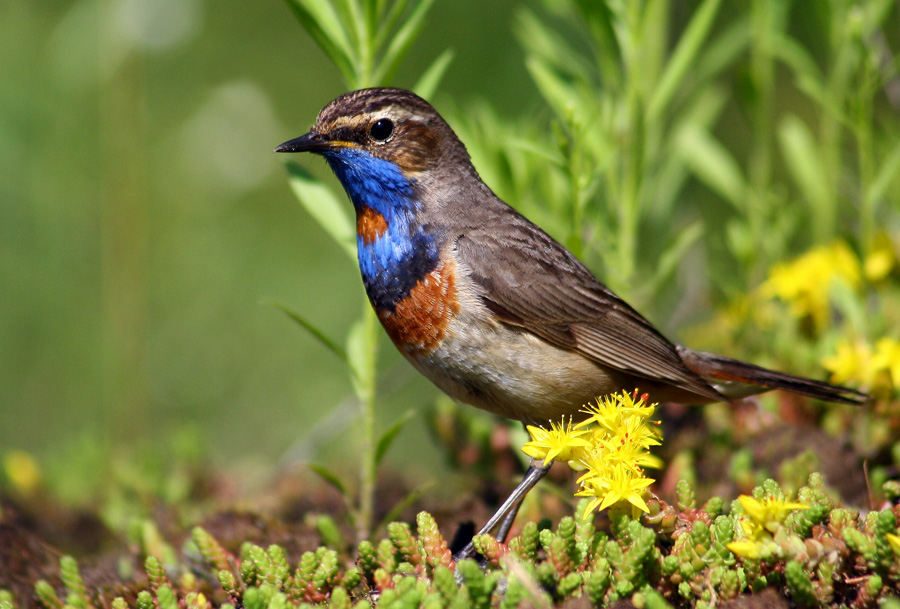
[276,88,867,557]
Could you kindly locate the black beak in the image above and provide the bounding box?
[275,131,333,153]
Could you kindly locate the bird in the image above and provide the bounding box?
[276,87,868,557]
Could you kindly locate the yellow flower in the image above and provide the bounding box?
[760,241,861,332]
[523,390,663,518]
[576,463,655,514]
[887,533,900,556]
[726,493,807,560]
[599,410,662,452]
[2,450,42,495]
[822,339,874,386]
[737,494,807,535]
[581,441,664,472]
[863,235,896,282]
[522,418,592,466]
[577,389,658,432]
[726,540,759,560]
[822,337,900,394]
[871,338,900,389]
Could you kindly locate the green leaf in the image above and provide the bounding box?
[648,0,722,122]
[282,0,355,85]
[573,0,621,89]
[778,114,831,224]
[646,221,704,297]
[507,136,566,167]
[309,514,346,551]
[308,463,349,498]
[375,481,435,534]
[346,308,378,402]
[374,0,436,84]
[771,33,848,126]
[829,277,867,338]
[692,16,751,87]
[335,1,365,57]
[362,0,380,38]
[679,86,729,131]
[413,48,455,100]
[265,300,348,365]
[651,89,729,215]
[866,138,900,210]
[525,55,580,122]
[373,0,411,51]
[284,161,357,260]
[514,9,592,82]
[676,124,747,209]
[374,409,415,467]
[861,0,897,34]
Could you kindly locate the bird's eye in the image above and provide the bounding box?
[369,118,394,142]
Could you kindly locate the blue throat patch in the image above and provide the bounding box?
[323,148,439,311]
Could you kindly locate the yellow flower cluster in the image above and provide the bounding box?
[760,239,895,333]
[726,494,807,560]
[822,337,900,395]
[760,242,861,332]
[522,390,662,517]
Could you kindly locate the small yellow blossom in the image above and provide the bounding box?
[725,539,759,560]
[737,494,807,535]
[3,450,42,495]
[186,593,210,609]
[577,439,664,473]
[522,418,592,466]
[822,339,874,386]
[887,533,900,556]
[760,241,861,332]
[863,234,896,282]
[578,390,658,431]
[576,465,654,514]
[871,338,900,389]
[726,493,807,560]
[822,337,900,394]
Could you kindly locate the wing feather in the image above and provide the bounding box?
[454,212,722,401]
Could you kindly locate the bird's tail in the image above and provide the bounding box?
[677,347,870,405]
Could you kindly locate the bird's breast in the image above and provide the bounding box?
[357,205,389,245]
[355,204,440,311]
[376,257,460,355]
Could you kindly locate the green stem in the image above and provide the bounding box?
[856,95,874,250]
[820,5,857,244]
[748,0,775,275]
[617,68,643,300]
[855,57,876,250]
[566,126,584,260]
[356,305,379,542]
[349,0,371,88]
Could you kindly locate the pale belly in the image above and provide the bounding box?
[404,307,628,425]
[372,255,631,424]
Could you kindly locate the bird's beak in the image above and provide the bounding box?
[275,131,350,154]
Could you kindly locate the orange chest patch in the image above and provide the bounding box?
[357,206,388,244]
[377,260,460,355]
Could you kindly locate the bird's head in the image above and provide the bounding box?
[276,88,467,179]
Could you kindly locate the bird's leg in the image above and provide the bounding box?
[494,501,521,544]
[454,459,551,560]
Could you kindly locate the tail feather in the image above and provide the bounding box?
[678,347,870,406]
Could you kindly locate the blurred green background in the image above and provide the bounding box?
[3,0,899,496]
[1,0,542,481]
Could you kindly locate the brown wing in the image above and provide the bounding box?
[453,208,724,402]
